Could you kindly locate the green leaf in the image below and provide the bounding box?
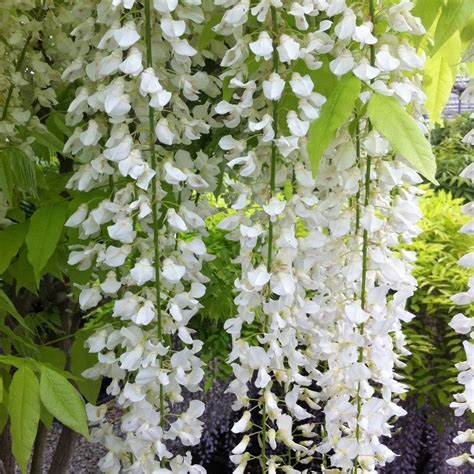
[197,15,220,50]
[0,288,33,334]
[0,222,28,274]
[30,129,64,154]
[413,0,443,31]
[7,250,38,294]
[0,148,38,203]
[432,0,474,54]
[71,331,101,404]
[39,365,89,438]
[26,204,67,283]
[37,346,66,371]
[307,75,361,177]
[46,112,71,139]
[9,366,40,474]
[423,54,455,124]
[367,94,437,184]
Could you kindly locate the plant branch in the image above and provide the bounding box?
[144,0,165,437]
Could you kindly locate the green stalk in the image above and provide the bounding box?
[260,7,279,472]
[2,35,31,121]
[354,0,376,468]
[144,0,165,433]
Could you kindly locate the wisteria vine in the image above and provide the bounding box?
[56,0,469,473]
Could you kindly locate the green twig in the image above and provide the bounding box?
[144,0,165,435]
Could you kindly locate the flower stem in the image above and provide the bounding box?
[144,0,165,434]
[261,7,279,472]
[354,0,376,468]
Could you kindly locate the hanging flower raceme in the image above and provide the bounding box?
[64,0,221,471]
[446,119,474,468]
[289,1,428,471]
[213,1,340,471]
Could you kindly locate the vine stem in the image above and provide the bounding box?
[260,7,279,473]
[2,35,31,121]
[144,0,165,434]
[354,0,376,469]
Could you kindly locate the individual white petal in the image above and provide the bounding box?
[113,22,140,49]
[155,118,175,145]
[263,72,285,101]
[162,258,186,282]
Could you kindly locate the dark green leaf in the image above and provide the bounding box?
[71,331,101,404]
[0,222,28,274]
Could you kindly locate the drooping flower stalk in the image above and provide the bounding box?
[260,7,280,470]
[143,0,165,433]
[64,1,221,470]
[446,120,474,468]
[311,2,428,471]
[214,2,332,471]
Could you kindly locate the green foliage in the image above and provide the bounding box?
[9,366,40,474]
[25,203,68,283]
[368,94,438,184]
[402,189,474,410]
[432,0,474,55]
[0,147,38,203]
[431,114,474,202]
[71,330,101,404]
[307,75,361,177]
[39,365,89,439]
[0,222,27,274]
[191,211,240,383]
[423,33,461,124]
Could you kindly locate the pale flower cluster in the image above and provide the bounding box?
[60,0,441,473]
[64,0,221,471]
[446,119,474,469]
[213,0,427,473]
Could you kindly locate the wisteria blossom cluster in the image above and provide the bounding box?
[58,0,458,473]
[446,116,474,469]
[64,0,223,471]
[211,0,429,472]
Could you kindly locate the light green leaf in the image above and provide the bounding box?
[71,331,101,404]
[423,55,455,124]
[413,0,443,31]
[39,365,89,438]
[432,0,474,54]
[462,40,474,62]
[367,94,437,184]
[9,366,40,474]
[0,148,37,203]
[26,204,67,283]
[0,222,27,274]
[307,75,361,177]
